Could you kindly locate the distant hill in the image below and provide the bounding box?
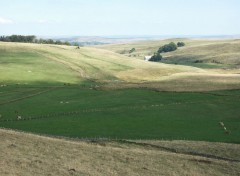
[39,35,240,46]
[96,39,240,69]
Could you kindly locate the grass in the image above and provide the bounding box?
[0,44,81,85]
[97,39,240,69]
[1,128,240,176]
[2,42,240,92]
[1,86,240,143]
[0,42,240,143]
[0,41,240,175]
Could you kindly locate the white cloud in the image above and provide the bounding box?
[0,17,13,24]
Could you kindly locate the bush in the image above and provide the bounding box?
[129,48,136,53]
[149,53,162,62]
[177,42,185,47]
[158,42,177,53]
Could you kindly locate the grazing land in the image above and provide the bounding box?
[1,129,240,176]
[0,41,240,175]
[96,39,240,69]
[1,86,240,143]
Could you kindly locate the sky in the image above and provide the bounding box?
[0,0,240,36]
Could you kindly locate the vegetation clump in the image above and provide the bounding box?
[158,42,178,53]
[129,48,136,53]
[149,41,185,62]
[177,42,185,47]
[149,53,162,62]
[0,35,71,46]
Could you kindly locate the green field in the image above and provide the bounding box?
[0,41,240,143]
[1,85,240,143]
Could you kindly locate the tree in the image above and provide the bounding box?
[129,48,136,53]
[158,42,178,53]
[55,40,62,45]
[64,41,71,46]
[177,42,185,47]
[0,35,71,46]
[47,39,54,44]
[149,53,162,62]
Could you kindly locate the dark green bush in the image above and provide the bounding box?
[177,42,185,47]
[149,53,162,62]
[158,42,178,53]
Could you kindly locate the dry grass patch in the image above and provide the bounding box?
[1,42,240,91]
[0,129,240,176]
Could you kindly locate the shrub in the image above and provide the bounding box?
[129,48,136,53]
[158,42,177,53]
[149,53,162,62]
[177,42,185,47]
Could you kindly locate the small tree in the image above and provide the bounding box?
[64,41,71,46]
[149,53,162,62]
[129,48,136,53]
[177,42,185,47]
[158,42,178,53]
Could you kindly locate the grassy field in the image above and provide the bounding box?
[1,41,240,175]
[96,39,240,69]
[1,42,240,91]
[0,41,240,143]
[1,129,240,176]
[0,86,240,143]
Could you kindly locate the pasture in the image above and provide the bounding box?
[0,85,240,143]
[97,39,240,69]
[0,41,240,144]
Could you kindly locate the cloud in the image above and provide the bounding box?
[0,17,13,24]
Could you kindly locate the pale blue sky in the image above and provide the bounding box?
[0,0,239,36]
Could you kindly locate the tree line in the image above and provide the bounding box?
[149,42,185,62]
[0,35,71,46]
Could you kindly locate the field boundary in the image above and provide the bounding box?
[0,100,219,122]
[0,87,58,106]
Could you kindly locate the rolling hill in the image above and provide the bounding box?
[1,42,240,91]
[0,41,240,175]
[96,39,240,69]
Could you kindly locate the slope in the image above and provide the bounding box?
[96,39,240,68]
[1,42,240,91]
[1,128,240,176]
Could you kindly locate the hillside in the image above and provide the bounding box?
[0,41,240,175]
[96,39,240,69]
[1,128,240,176]
[1,41,240,143]
[1,42,240,91]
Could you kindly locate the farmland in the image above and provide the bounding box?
[1,40,240,175]
[0,41,240,143]
[0,85,240,143]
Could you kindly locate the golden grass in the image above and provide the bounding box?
[1,128,239,176]
[96,39,240,64]
[1,42,240,91]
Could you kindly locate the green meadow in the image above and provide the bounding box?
[0,41,240,143]
[1,86,240,143]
